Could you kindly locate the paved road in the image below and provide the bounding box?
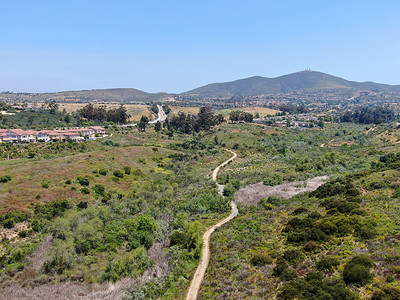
[119,104,166,127]
[149,105,167,124]
[185,149,238,300]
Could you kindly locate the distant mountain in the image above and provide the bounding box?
[182,71,400,98]
[0,88,171,103]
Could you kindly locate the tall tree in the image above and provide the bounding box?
[138,116,149,132]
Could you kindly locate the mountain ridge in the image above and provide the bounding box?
[182,70,400,98]
[1,71,400,102]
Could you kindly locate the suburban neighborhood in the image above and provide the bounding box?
[0,126,106,143]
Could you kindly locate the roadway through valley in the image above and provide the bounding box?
[185,149,238,300]
[119,104,166,127]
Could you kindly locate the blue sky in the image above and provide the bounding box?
[1,0,399,93]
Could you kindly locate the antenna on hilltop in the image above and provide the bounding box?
[305,68,312,72]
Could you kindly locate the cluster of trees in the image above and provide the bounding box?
[77,104,130,124]
[166,107,224,134]
[277,104,308,114]
[340,105,397,124]
[229,110,254,123]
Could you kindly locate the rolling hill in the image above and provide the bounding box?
[182,70,400,98]
[0,88,171,103]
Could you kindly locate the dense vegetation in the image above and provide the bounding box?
[199,124,400,299]
[1,103,400,299]
[166,106,224,134]
[340,105,397,125]
[76,103,130,124]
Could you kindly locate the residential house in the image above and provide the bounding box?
[89,126,106,136]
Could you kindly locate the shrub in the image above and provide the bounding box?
[42,183,49,188]
[77,201,88,209]
[0,175,11,183]
[92,184,105,196]
[273,258,289,277]
[264,173,283,186]
[123,166,131,175]
[101,247,151,282]
[354,226,377,240]
[223,183,236,197]
[5,210,27,223]
[343,254,374,285]
[77,176,90,186]
[3,218,15,228]
[99,169,108,175]
[343,263,373,286]
[65,179,72,184]
[283,249,305,266]
[113,170,124,178]
[267,195,283,206]
[280,268,297,281]
[80,187,90,194]
[303,241,319,253]
[18,230,28,238]
[292,207,309,215]
[316,256,340,271]
[250,252,273,266]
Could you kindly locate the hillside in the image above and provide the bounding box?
[0,88,171,103]
[182,70,400,98]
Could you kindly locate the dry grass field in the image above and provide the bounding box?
[218,107,279,117]
[169,106,201,115]
[170,106,280,118]
[59,103,154,121]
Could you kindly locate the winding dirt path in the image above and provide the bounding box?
[185,149,238,300]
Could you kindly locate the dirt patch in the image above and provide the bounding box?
[0,222,29,241]
[235,176,329,205]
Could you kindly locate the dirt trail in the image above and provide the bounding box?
[185,149,237,300]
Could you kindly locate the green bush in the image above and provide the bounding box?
[354,226,377,240]
[280,268,297,281]
[65,179,72,184]
[5,210,27,223]
[316,255,340,271]
[292,207,309,215]
[77,176,90,186]
[283,249,305,266]
[99,169,108,175]
[92,184,105,196]
[223,183,236,197]
[80,187,90,194]
[18,230,28,238]
[42,183,49,188]
[77,201,88,209]
[343,254,374,286]
[250,252,273,266]
[0,175,11,183]
[113,170,124,178]
[263,173,283,186]
[123,166,131,175]
[101,247,151,282]
[3,218,15,228]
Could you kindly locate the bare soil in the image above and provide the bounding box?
[235,176,329,205]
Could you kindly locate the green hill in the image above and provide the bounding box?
[0,88,171,103]
[183,70,400,98]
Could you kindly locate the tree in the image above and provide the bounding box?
[154,121,162,132]
[138,116,149,132]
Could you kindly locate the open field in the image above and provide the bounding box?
[59,103,154,121]
[170,106,280,118]
[170,106,201,115]
[218,106,280,117]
